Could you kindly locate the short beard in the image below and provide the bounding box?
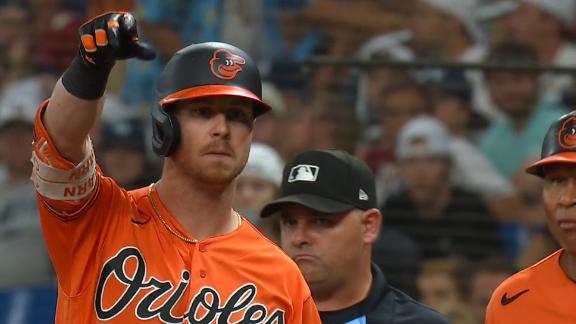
[189,164,242,188]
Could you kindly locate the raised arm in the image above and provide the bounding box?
[43,12,155,163]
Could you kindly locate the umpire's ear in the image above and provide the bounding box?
[360,208,381,244]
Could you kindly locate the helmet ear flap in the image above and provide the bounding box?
[151,104,180,156]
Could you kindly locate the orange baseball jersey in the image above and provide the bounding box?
[31,102,321,323]
[485,249,576,324]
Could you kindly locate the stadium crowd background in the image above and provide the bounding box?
[0,0,575,323]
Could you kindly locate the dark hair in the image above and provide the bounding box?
[485,42,540,73]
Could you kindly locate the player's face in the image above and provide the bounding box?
[542,164,576,253]
[0,122,34,176]
[171,96,254,185]
[279,204,379,295]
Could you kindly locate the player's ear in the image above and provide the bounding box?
[360,208,381,244]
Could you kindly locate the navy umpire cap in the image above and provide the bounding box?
[151,42,271,156]
[260,150,377,217]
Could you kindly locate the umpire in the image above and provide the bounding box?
[261,149,449,324]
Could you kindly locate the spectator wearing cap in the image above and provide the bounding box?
[98,118,158,190]
[0,108,35,189]
[234,143,283,241]
[381,116,502,261]
[261,149,449,324]
[0,101,54,287]
[504,0,576,106]
[360,79,429,202]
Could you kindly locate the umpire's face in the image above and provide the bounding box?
[170,96,254,185]
[278,203,380,299]
[542,164,576,254]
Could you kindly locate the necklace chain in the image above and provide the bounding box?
[147,183,241,244]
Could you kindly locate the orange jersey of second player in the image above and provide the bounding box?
[485,249,576,324]
[32,103,321,323]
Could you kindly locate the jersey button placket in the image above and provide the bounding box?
[198,243,207,279]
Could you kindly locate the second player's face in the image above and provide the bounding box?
[171,96,254,185]
[279,204,370,294]
[542,164,576,253]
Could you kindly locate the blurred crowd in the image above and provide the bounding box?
[0,0,575,323]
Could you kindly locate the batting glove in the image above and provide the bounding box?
[63,12,156,99]
[78,12,155,66]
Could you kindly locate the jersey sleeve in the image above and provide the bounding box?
[31,101,129,296]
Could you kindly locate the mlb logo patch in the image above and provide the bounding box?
[359,189,369,201]
[288,164,319,183]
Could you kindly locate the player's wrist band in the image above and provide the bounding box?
[61,55,114,100]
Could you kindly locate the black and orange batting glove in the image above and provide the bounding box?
[62,12,156,100]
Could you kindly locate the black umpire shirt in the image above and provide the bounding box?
[319,264,449,324]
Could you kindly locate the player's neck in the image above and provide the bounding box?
[154,174,238,241]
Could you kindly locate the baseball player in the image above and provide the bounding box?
[30,12,321,323]
[260,149,449,324]
[485,111,576,323]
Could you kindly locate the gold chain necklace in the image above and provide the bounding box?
[147,183,241,244]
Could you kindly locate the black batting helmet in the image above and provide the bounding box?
[526,111,576,176]
[151,42,271,156]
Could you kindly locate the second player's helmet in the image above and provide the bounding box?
[151,42,271,156]
[526,111,576,176]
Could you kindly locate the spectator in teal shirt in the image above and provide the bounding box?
[481,42,566,179]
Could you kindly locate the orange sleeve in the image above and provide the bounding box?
[32,100,98,216]
[32,100,129,296]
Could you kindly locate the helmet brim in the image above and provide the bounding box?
[159,85,271,117]
[525,152,576,176]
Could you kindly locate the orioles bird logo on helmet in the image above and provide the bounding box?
[558,116,576,149]
[210,49,246,80]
